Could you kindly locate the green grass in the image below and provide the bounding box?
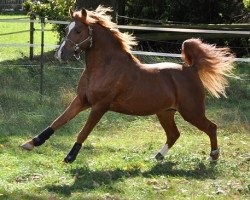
[0,14,58,62]
[0,15,249,200]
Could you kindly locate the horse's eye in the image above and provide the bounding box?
[76,30,81,34]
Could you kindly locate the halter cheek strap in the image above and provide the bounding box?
[64,26,93,52]
[74,26,93,51]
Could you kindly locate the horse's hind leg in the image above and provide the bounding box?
[179,106,220,162]
[21,95,89,150]
[155,110,180,160]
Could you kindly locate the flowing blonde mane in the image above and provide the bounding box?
[74,6,137,55]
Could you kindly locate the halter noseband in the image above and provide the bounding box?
[64,26,93,59]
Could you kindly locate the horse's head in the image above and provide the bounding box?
[55,9,93,61]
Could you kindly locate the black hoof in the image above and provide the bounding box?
[64,154,76,163]
[64,142,82,163]
[155,152,164,161]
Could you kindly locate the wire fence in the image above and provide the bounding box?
[0,17,249,102]
[0,0,25,11]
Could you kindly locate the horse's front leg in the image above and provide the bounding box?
[64,104,108,163]
[21,95,89,150]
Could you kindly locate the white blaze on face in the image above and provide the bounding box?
[67,21,76,36]
[56,41,66,62]
[56,22,76,61]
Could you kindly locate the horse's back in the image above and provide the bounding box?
[143,62,183,71]
[143,62,202,95]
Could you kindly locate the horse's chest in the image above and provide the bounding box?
[86,88,105,103]
[85,80,115,105]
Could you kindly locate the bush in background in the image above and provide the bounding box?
[23,0,76,41]
[23,0,249,56]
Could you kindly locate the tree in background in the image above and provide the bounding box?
[23,0,76,40]
[23,0,249,56]
[125,0,249,24]
[76,0,126,23]
[23,0,125,39]
[23,0,249,26]
[242,0,250,21]
[243,0,250,8]
[125,0,249,57]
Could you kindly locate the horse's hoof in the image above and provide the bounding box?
[63,155,75,163]
[208,153,220,162]
[209,148,220,162]
[20,141,34,150]
[208,156,219,162]
[63,142,82,163]
[155,152,164,161]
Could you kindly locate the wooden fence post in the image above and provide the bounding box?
[29,12,35,61]
[40,16,45,101]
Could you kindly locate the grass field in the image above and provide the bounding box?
[0,15,249,200]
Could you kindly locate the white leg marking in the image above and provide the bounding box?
[208,148,220,162]
[209,156,217,162]
[159,144,169,156]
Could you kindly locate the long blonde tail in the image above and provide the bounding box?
[181,38,235,98]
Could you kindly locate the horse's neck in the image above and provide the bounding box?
[85,24,137,71]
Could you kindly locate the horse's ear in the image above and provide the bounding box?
[69,8,74,17]
[81,8,87,18]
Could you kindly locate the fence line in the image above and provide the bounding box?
[0,18,249,63]
[1,18,250,35]
[0,0,25,10]
[118,25,250,35]
[117,15,187,24]
[1,43,249,63]
[0,17,249,100]
[0,43,59,48]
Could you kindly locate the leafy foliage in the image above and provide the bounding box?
[23,0,249,43]
[243,0,250,8]
[126,0,247,24]
[23,0,76,40]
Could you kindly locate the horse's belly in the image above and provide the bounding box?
[109,92,175,116]
[110,75,177,115]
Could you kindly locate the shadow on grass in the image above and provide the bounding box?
[143,161,218,179]
[1,191,48,200]
[44,161,219,196]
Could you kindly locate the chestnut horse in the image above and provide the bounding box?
[21,6,235,163]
